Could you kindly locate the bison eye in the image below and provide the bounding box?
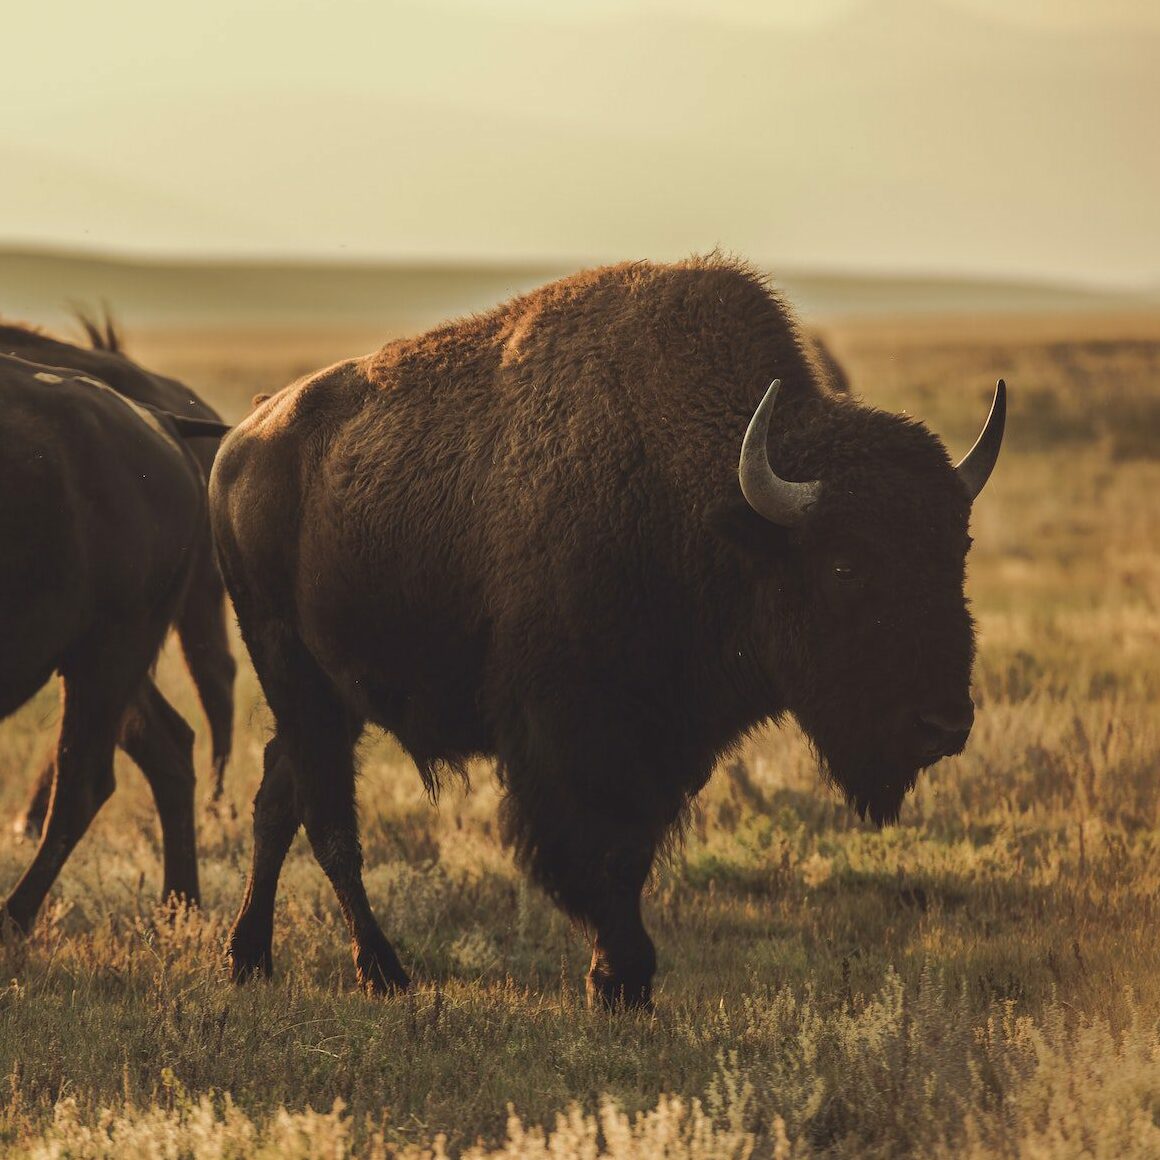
[833,561,857,582]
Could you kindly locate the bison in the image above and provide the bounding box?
[0,354,229,930]
[0,317,236,834]
[211,257,1004,1007]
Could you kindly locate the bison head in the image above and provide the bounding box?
[734,379,1005,825]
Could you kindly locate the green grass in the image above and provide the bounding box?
[1,316,1159,1156]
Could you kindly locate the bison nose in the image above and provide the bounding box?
[916,702,975,758]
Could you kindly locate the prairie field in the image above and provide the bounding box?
[1,310,1159,1157]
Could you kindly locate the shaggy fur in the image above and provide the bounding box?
[0,354,210,930]
[213,257,992,1007]
[0,316,237,826]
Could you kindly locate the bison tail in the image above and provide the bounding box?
[168,414,232,440]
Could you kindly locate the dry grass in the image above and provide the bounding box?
[1,313,1158,1157]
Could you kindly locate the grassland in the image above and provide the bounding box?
[1,312,1158,1157]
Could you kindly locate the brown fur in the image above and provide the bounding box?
[213,257,992,1006]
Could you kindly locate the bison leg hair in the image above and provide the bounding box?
[118,678,201,908]
[228,737,301,981]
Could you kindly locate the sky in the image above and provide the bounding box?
[2,0,1157,288]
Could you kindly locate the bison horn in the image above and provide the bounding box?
[738,379,820,527]
[954,379,1006,501]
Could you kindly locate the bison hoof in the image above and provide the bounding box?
[357,966,411,997]
[0,908,31,942]
[355,942,411,996]
[586,970,653,1012]
[228,940,274,984]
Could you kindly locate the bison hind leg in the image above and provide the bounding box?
[235,620,409,995]
[228,735,299,982]
[118,678,200,908]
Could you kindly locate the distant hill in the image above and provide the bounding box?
[0,247,1150,334]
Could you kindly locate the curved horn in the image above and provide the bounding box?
[738,380,820,527]
[954,379,1006,501]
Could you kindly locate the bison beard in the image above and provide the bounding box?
[819,749,920,827]
[211,256,1004,1008]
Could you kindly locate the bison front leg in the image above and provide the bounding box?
[508,784,660,1010]
[585,877,658,1011]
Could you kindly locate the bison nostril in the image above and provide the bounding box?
[918,703,975,736]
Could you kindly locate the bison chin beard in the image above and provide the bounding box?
[809,739,923,828]
[835,763,919,827]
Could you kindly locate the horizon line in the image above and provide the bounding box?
[3,240,1154,300]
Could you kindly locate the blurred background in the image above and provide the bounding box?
[2,0,1158,335]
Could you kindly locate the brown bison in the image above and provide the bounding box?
[0,354,229,930]
[0,317,236,834]
[211,257,1004,1007]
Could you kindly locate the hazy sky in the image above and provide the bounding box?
[2,0,1157,287]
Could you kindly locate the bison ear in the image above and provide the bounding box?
[706,496,792,560]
